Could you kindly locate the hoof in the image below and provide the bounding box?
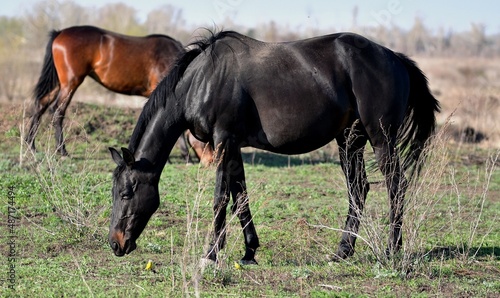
[331,247,354,262]
[385,247,401,258]
[59,153,71,161]
[57,145,69,157]
[239,258,258,265]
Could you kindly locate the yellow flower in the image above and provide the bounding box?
[234,261,242,270]
[145,260,153,271]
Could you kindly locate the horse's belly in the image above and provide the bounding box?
[250,107,351,155]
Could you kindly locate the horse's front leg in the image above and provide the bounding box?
[229,153,259,265]
[205,157,230,262]
[205,139,260,264]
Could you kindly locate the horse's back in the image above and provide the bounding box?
[53,25,182,66]
[53,26,104,56]
[190,32,412,153]
[51,26,183,95]
[186,33,355,153]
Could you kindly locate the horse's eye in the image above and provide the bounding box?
[119,190,133,200]
[132,180,139,192]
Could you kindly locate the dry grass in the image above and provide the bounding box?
[314,114,499,279]
[2,97,498,296]
[416,56,500,147]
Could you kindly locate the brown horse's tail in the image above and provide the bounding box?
[395,53,441,180]
[33,30,61,105]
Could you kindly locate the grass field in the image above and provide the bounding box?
[0,56,499,297]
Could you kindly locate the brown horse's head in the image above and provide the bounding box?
[108,147,160,256]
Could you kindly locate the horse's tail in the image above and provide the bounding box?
[32,30,61,105]
[395,53,441,180]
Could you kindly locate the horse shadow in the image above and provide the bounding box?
[241,150,341,167]
[424,246,500,261]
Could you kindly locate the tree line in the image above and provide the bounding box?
[1,0,499,101]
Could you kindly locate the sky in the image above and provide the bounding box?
[2,0,500,35]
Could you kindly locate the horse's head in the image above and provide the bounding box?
[108,147,160,256]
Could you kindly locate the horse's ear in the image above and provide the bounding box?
[121,147,135,167]
[109,147,123,166]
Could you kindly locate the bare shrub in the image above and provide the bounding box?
[358,114,498,276]
[24,115,107,236]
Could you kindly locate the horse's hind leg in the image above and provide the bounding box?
[51,84,79,156]
[334,125,369,259]
[25,87,60,152]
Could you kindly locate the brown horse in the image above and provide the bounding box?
[26,25,212,163]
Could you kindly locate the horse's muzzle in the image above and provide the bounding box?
[110,231,136,256]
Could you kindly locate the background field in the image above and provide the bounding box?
[0,56,499,296]
[1,1,500,297]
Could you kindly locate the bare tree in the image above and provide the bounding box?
[407,16,429,54]
[57,1,89,27]
[263,21,278,42]
[3,0,500,103]
[351,5,359,31]
[144,5,185,37]
[95,3,143,35]
[436,27,452,55]
[470,23,487,56]
[24,0,62,50]
[0,16,24,51]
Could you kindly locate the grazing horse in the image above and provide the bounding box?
[25,25,210,160]
[108,31,440,263]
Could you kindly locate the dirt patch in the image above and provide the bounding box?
[68,101,141,145]
[0,101,25,133]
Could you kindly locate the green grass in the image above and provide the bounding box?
[0,101,499,297]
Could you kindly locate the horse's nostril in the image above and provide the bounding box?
[112,241,119,251]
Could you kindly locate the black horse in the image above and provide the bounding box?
[108,31,440,263]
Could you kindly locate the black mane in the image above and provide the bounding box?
[128,30,239,151]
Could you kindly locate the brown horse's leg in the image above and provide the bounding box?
[177,132,194,164]
[187,131,214,166]
[199,144,214,167]
[25,88,60,152]
[51,84,79,156]
[334,129,369,260]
